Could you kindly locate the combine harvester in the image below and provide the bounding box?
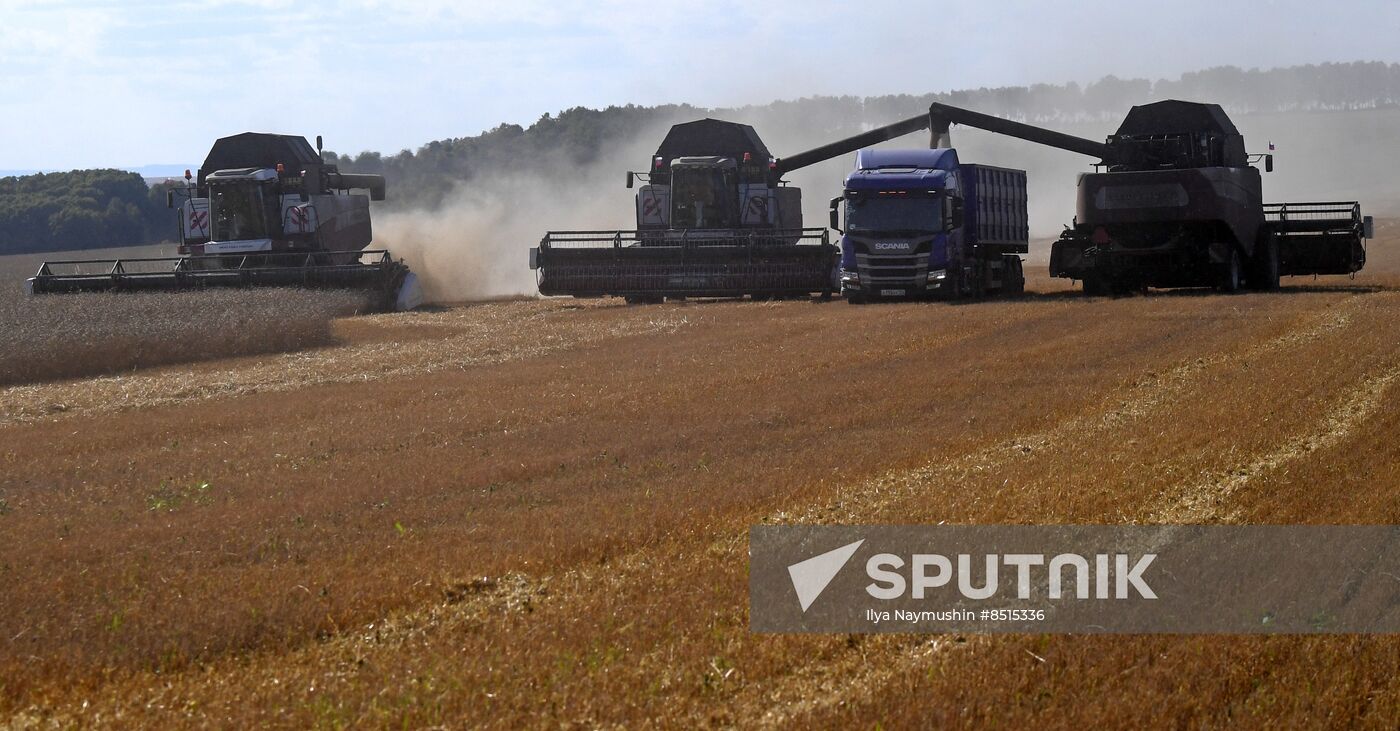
[529,116,937,303]
[26,133,422,311]
[924,100,1374,294]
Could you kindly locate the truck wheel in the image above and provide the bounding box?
[1248,234,1280,291]
[1001,256,1025,297]
[845,294,866,305]
[1216,248,1242,293]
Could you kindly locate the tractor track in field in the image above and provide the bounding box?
[1154,359,1400,524]
[765,291,1369,529]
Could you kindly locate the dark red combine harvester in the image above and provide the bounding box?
[1045,100,1373,293]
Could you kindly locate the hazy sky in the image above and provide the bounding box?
[3,0,1398,169]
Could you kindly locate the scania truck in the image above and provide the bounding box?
[829,148,1028,303]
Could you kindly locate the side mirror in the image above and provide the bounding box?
[1363,215,1374,240]
[626,171,634,189]
[828,196,842,233]
[1265,154,1274,173]
[166,190,175,209]
[944,196,965,232]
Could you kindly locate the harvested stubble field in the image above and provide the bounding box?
[3,221,1400,728]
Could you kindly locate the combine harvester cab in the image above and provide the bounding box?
[531,119,835,303]
[26,133,422,312]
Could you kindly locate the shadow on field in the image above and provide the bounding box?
[939,281,1393,306]
[1090,282,1390,300]
[534,278,1397,312]
[0,288,375,387]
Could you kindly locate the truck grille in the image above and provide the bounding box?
[853,241,929,287]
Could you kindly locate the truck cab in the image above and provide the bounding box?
[831,148,1028,303]
[831,148,961,300]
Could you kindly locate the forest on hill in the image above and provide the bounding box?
[0,170,169,254]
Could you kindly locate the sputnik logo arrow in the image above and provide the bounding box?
[787,539,864,612]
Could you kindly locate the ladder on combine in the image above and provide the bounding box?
[1265,202,1373,277]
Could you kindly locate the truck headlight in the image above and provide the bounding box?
[927,269,947,282]
[840,270,860,284]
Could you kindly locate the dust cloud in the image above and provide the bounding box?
[372,122,678,303]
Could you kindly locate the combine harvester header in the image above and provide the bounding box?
[27,133,422,311]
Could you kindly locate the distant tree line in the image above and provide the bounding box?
[5,61,1397,252]
[327,61,1400,210]
[0,170,171,254]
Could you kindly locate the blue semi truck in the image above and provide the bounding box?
[829,148,1029,303]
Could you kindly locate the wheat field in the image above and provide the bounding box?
[0,249,385,386]
[2,221,1400,728]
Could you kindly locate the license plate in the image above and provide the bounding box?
[880,289,907,297]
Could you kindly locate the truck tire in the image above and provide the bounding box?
[1001,255,1025,297]
[1083,274,1110,296]
[1247,234,1280,291]
[1216,248,1242,293]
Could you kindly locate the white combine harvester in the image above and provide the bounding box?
[27,132,422,311]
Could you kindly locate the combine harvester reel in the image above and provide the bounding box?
[26,249,422,312]
[1266,202,1373,278]
[24,132,424,312]
[533,228,835,302]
